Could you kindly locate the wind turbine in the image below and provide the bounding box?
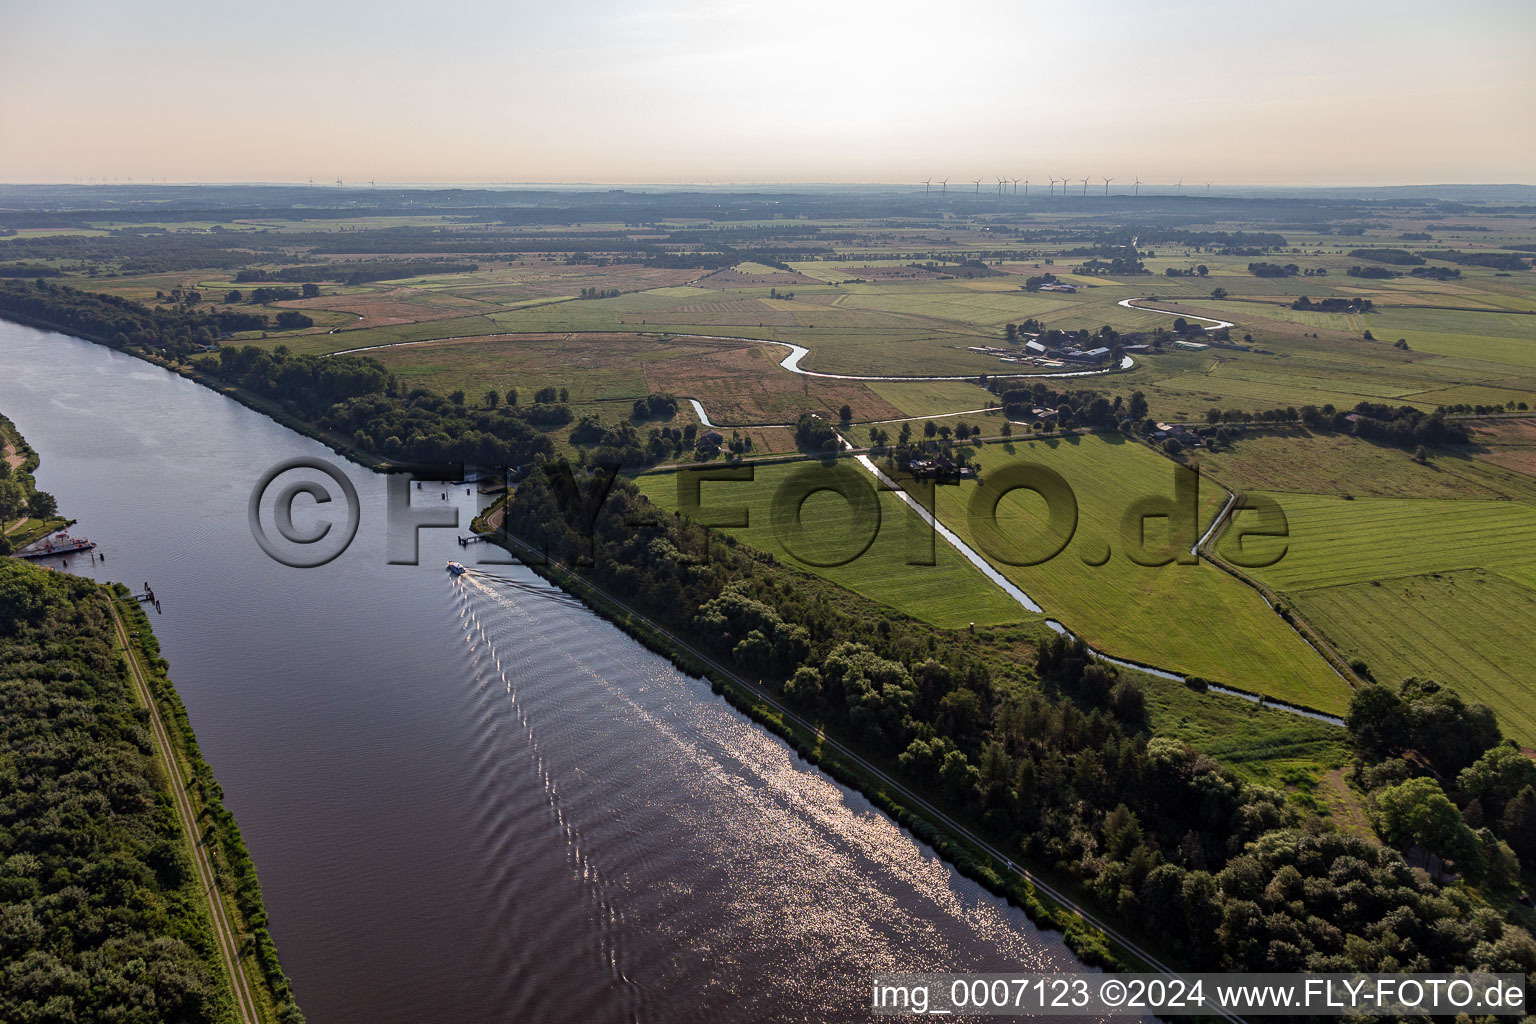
[1204,181,1212,195]
[1059,174,1071,197]
[971,178,982,194]
[1011,176,1021,195]
[1176,177,1183,195]
[1047,176,1056,196]
[940,177,948,196]
[924,177,932,195]
[1023,178,1030,197]
[370,178,377,190]
[1102,176,1114,196]
[1132,175,1141,197]
[1080,175,1090,197]
[335,177,344,187]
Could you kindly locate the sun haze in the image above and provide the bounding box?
[2,0,1533,185]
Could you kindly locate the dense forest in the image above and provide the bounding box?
[0,279,285,356]
[0,561,232,1022]
[497,465,1536,981]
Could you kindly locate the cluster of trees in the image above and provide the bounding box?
[793,412,841,452]
[1347,248,1426,266]
[247,285,312,303]
[1022,274,1059,292]
[496,471,1536,978]
[570,416,701,467]
[1348,678,1536,880]
[996,379,1141,428]
[632,393,678,420]
[1247,262,1299,277]
[578,287,621,300]
[1002,319,1044,343]
[1347,266,1400,279]
[1410,266,1461,280]
[533,385,569,404]
[1206,406,1299,426]
[1292,296,1374,313]
[1317,401,1470,447]
[1075,256,1147,275]
[0,562,237,1022]
[1164,265,1208,277]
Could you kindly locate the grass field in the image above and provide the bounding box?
[927,435,1348,710]
[1235,490,1536,738]
[866,380,998,417]
[633,461,1032,630]
[1241,492,1536,592]
[1189,430,1536,501]
[1290,570,1536,744]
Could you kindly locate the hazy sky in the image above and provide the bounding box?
[3,0,1532,185]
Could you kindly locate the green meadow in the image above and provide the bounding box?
[930,435,1349,711]
[633,461,1031,630]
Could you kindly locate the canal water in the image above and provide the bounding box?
[0,321,1111,1023]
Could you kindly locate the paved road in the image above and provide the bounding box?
[109,599,262,1024]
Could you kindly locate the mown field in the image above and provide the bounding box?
[1244,491,1536,592]
[633,460,1032,629]
[928,435,1348,710]
[1291,570,1536,745]
[1189,430,1536,501]
[1237,489,1536,739]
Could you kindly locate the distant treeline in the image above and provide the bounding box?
[0,279,326,354]
[1347,248,1425,266]
[1418,250,1530,271]
[0,230,268,273]
[235,260,478,285]
[0,263,62,278]
[1128,228,1288,249]
[0,279,281,354]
